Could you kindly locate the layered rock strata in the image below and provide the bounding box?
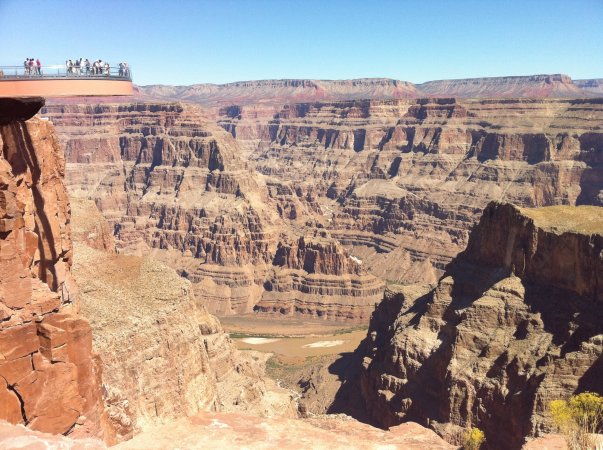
[0,99,110,440]
[71,203,298,440]
[43,102,382,322]
[358,202,603,449]
[220,98,603,284]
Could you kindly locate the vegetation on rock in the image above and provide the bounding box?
[549,392,603,450]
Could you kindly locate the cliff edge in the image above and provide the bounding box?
[358,201,603,449]
[0,98,111,440]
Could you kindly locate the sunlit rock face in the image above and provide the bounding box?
[218,97,603,285]
[43,102,383,322]
[0,99,111,441]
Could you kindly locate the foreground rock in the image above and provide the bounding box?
[0,414,455,450]
[71,199,297,441]
[117,412,456,450]
[0,100,111,440]
[358,202,603,449]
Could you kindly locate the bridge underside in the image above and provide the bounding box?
[0,78,132,97]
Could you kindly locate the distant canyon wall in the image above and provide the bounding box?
[218,97,603,284]
[43,103,383,322]
[136,74,603,107]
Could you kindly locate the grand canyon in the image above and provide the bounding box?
[1,70,602,450]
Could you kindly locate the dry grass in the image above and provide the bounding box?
[520,205,603,235]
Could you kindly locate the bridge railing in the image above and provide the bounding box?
[0,65,132,80]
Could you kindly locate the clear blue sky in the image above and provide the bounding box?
[1,0,601,86]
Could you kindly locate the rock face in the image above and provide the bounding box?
[220,97,603,284]
[358,202,603,449]
[0,100,110,440]
[42,102,383,322]
[71,216,298,441]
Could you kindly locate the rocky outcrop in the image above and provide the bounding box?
[358,202,603,449]
[43,102,383,322]
[257,234,384,321]
[0,99,110,440]
[70,197,297,441]
[221,97,603,285]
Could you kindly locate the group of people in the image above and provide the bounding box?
[20,57,130,78]
[66,59,128,77]
[23,58,42,75]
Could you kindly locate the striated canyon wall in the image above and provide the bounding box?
[71,198,298,441]
[0,99,111,440]
[42,102,383,322]
[219,98,603,284]
[358,202,603,449]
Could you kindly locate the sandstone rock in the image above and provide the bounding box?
[0,101,111,441]
[0,414,455,450]
[0,420,106,450]
[116,412,456,450]
[357,202,603,449]
[71,200,298,441]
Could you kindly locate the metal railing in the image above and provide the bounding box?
[0,65,132,81]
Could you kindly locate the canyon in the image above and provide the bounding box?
[41,102,384,322]
[219,96,603,284]
[1,71,602,449]
[43,94,603,309]
[0,94,452,450]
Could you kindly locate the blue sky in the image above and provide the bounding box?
[0,0,601,86]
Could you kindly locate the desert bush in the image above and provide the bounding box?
[549,392,603,450]
[463,427,485,450]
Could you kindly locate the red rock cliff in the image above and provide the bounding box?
[0,98,110,440]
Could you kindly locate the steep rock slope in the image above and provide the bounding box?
[358,202,603,449]
[43,103,382,322]
[71,199,297,441]
[220,98,603,283]
[0,99,110,440]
